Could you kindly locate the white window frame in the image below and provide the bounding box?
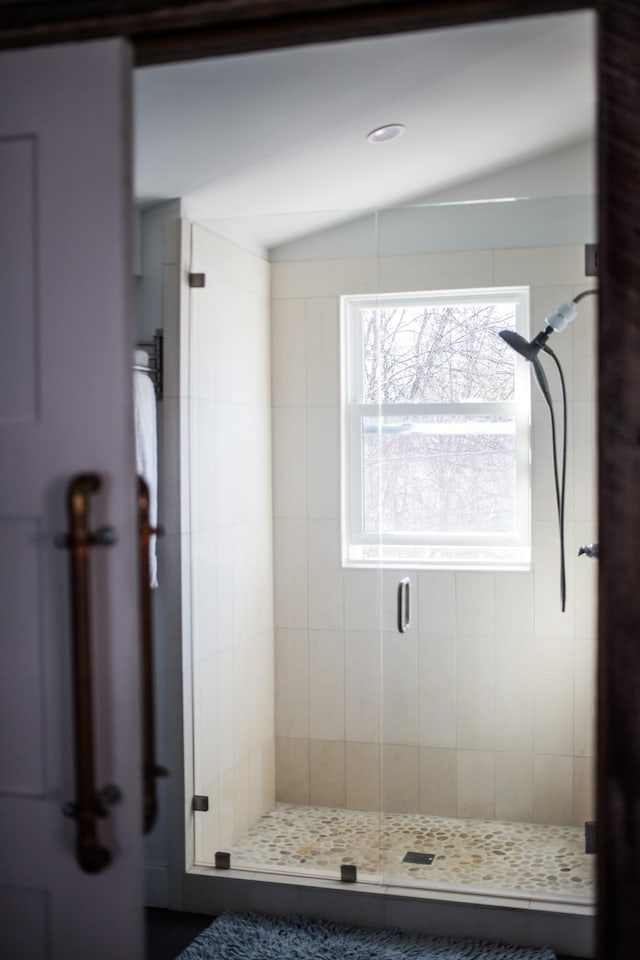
[341,287,531,570]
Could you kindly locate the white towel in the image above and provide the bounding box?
[134,349,158,588]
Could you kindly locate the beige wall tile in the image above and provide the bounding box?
[495,633,534,753]
[377,249,494,292]
[418,633,456,749]
[572,288,597,403]
[309,739,346,807]
[216,648,234,777]
[307,518,344,631]
[309,630,345,741]
[534,634,574,755]
[457,751,495,819]
[273,518,308,630]
[272,406,307,517]
[533,754,573,825]
[274,629,309,739]
[345,630,380,743]
[495,753,533,822]
[455,573,495,635]
[266,243,598,831]
[271,298,306,407]
[417,571,456,634]
[456,633,495,751]
[572,402,597,523]
[381,744,419,813]
[233,758,250,839]
[493,245,586,287]
[218,769,236,850]
[193,655,219,793]
[248,741,274,825]
[232,640,249,762]
[419,748,457,817]
[307,406,340,518]
[343,569,380,632]
[271,257,377,300]
[275,737,309,804]
[574,632,596,757]
[346,742,380,811]
[306,298,339,406]
[381,632,419,745]
[494,574,534,637]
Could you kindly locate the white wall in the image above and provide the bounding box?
[271,240,597,827]
[135,200,179,906]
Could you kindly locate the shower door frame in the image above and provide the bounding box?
[6,1,640,956]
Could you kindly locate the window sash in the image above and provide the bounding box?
[341,287,531,568]
[347,401,529,548]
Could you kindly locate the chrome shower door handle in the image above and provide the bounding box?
[397,577,411,633]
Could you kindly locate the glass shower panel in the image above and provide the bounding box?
[184,208,389,884]
[376,200,598,904]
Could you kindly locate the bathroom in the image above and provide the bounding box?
[134,10,597,956]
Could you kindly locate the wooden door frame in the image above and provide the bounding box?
[4,1,638,956]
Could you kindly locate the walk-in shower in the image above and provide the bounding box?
[164,217,597,949]
[135,13,598,956]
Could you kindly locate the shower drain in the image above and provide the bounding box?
[402,851,435,865]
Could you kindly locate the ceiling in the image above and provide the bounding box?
[133,10,595,252]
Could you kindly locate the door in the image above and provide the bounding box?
[0,40,143,959]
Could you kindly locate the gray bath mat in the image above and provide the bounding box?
[177,911,556,959]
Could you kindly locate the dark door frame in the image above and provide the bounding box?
[3,2,638,957]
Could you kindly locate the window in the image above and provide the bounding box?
[341,287,531,569]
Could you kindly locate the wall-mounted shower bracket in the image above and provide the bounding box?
[585,244,598,276]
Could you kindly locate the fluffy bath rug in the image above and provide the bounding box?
[177,911,556,959]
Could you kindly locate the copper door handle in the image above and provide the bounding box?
[56,473,120,873]
[137,476,167,834]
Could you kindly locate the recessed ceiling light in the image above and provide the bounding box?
[366,123,406,143]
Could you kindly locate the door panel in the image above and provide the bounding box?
[0,40,143,959]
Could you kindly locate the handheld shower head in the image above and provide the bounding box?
[499,298,580,363]
[498,331,553,403]
[496,290,596,613]
[499,329,544,361]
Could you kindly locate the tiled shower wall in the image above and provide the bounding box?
[165,222,275,866]
[271,243,597,827]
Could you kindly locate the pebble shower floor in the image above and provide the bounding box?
[221,803,594,900]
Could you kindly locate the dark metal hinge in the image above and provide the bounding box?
[192,795,209,812]
[188,272,206,288]
[585,244,598,277]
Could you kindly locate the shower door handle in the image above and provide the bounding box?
[137,476,168,834]
[397,577,411,633]
[56,473,119,873]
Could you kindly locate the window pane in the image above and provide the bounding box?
[362,415,517,535]
[361,301,517,404]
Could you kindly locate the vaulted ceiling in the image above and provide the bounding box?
[134,9,595,250]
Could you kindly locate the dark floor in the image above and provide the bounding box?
[145,908,588,960]
[146,908,214,960]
